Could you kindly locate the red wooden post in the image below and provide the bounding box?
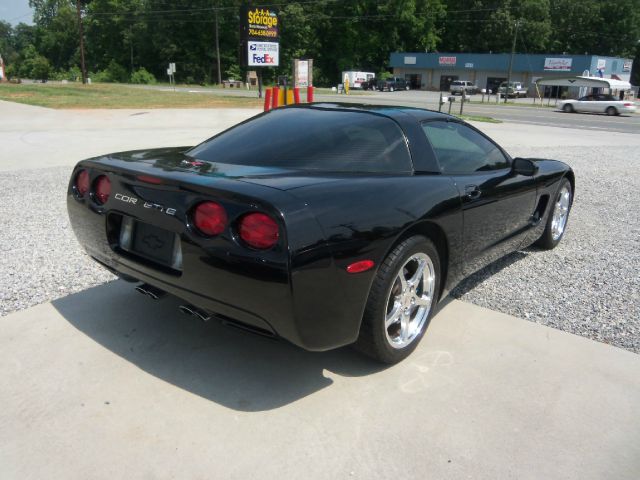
[307,86,314,103]
[293,87,301,104]
[272,86,280,108]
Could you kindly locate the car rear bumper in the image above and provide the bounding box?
[66,161,369,352]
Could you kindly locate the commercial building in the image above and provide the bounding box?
[390,52,634,93]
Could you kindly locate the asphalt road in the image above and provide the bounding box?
[143,85,640,134]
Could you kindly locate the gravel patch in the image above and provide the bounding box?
[1,146,639,354]
[0,167,115,315]
[452,145,640,354]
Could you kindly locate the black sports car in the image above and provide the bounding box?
[67,104,574,364]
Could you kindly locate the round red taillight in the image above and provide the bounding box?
[94,175,111,205]
[238,212,279,250]
[193,201,227,236]
[75,170,90,197]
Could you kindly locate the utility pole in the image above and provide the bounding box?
[129,26,134,75]
[505,20,519,103]
[214,7,222,84]
[76,0,87,84]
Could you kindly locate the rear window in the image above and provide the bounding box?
[188,108,412,173]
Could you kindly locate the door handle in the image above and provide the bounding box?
[465,184,481,200]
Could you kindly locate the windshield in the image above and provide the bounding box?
[188,108,413,174]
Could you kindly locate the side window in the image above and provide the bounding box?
[422,121,510,174]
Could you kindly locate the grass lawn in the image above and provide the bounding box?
[0,82,264,109]
[456,114,503,123]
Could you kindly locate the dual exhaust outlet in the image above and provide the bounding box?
[135,283,211,321]
[134,283,273,337]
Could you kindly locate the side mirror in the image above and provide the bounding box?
[512,157,538,176]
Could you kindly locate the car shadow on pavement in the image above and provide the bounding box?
[52,280,387,412]
[450,250,529,297]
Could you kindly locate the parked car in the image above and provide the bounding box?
[377,77,409,92]
[67,104,574,364]
[360,78,377,90]
[558,94,637,116]
[498,81,527,98]
[450,80,479,95]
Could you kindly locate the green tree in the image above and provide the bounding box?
[439,0,550,53]
[29,0,80,70]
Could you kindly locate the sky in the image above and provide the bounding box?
[0,0,34,25]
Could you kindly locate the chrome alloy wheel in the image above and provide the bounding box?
[384,253,436,349]
[551,185,571,241]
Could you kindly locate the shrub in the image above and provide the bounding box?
[28,55,51,80]
[66,66,81,82]
[130,67,156,84]
[225,64,241,81]
[92,60,128,83]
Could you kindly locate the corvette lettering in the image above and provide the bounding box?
[114,193,137,204]
[114,193,175,215]
[144,202,176,216]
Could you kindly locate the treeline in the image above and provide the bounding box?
[1,0,639,85]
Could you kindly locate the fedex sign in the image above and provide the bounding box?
[248,41,279,67]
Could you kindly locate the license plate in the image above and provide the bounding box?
[119,216,182,270]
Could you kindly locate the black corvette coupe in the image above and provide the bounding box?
[67,103,574,364]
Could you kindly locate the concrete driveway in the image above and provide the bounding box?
[1,101,639,479]
[1,281,639,479]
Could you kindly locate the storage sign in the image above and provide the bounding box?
[544,58,573,71]
[241,6,280,67]
[247,41,279,66]
[439,56,457,66]
[246,8,279,39]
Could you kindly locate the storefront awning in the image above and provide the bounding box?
[535,76,631,89]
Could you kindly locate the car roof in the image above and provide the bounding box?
[286,102,452,122]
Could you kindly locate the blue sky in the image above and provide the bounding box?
[0,0,33,25]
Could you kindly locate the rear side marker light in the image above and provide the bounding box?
[346,260,375,274]
[193,201,227,236]
[94,175,111,205]
[238,213,279,250]
[75,170,90,197]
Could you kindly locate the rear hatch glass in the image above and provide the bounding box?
[188,108,412,174]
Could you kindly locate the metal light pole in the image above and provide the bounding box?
[505,20,519,103]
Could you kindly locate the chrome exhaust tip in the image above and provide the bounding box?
[179,305,211,322]
[135,284,166,300]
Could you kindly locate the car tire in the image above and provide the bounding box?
[535,178,572,250]
[354,236,441,364]
[563,104,574,113]
[606,106,618,116]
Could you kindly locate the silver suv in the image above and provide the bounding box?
[450,80,479,95]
